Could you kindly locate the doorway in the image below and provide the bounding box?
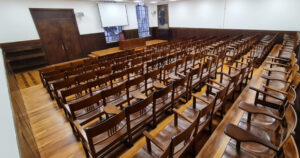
[30,8,82,64]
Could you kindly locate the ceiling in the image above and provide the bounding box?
[93,0,180,4]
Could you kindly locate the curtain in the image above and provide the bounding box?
[104,26,122,43]
[136,5,150,38]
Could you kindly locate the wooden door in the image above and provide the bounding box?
[30,9,82,64]
[58,19,82,60]
[37,20,69,63]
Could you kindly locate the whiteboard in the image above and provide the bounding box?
[98,3,128,27]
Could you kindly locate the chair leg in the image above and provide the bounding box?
[82,145,90,158]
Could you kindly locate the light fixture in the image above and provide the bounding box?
[150,1,157,3]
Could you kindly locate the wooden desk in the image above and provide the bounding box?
[91,40,167,57]
[119,37,146,50]
[197,44,298,158]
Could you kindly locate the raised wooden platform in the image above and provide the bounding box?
[91,40,166,57]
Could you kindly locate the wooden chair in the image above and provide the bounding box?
[125,95,153,146]
[224,104,297,157]
[64,92,103,135]
[43,72,66,99]
[144,69,162,96]
[109,69,128,88]
[112,62,128,73]
[125,75,146,106]
[88,76,110,95]
[172,74,190,107]
[152,84,173,127]
[59,83,91,108]
[142,110,201,158]
[50,77,77,107]
[95,67,112,79]
[127,65,144,80]
[75,110,127,158]
[101,83,127,111]
[162,62,177,85]
[206,79,229,118]
[146,60,159,73]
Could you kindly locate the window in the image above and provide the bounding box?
[104,26,122,43]
[136,4,150,38]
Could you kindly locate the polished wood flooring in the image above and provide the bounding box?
[18,49,270,158]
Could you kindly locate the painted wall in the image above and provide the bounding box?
[0,48,20,158]
[169,0,300,31]
[0,0,158,43]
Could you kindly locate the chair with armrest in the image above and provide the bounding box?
[142,110,201,158]
[224,103,297,157]
[125,95,154,146]
[76,110,127,158]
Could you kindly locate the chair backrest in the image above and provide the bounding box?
[109,70,128,88]
[85,110,126,156]
[125,95,153,122]
[127,65,143,78]
[76,71,96,84]
[96,67,112,78]
[68,92,102,120]
[88,76,110,93]
[44,72,66,84]
[146,60,159,73]
[131,58,143,66]
[112,62,128,72]
[161,112,201,158]
[59,83,91,105]
[153,84,173,101]
[101,83,126,106]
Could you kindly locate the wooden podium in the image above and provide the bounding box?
[119,37,146,50]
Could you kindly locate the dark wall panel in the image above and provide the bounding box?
[155,27,296,42]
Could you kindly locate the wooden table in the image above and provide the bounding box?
[119,37,146,50]
[91,40,167,57]
[197,44,296,157]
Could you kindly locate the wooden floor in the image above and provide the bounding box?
[15,70,41,89]
[17,48,272,158]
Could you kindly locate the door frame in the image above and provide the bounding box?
[30,8,82,64]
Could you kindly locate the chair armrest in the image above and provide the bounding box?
[143,131,166,151]
[224,123,279,152]
[239,102,283,121]
[209,79,226,87]
[173,109,193,123]
[263,68,289,74]
[217,72,234,78]
[265,61,288,67]
[267,56,290,62]
[228,65,241,71]
[192,93,211,104]
[263,86,288,95]
[249,87,285,102]
[74,120,88,143]
[176,73,186,78]
[206,83,223,91]
[260,74,291,83]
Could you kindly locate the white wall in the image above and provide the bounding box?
[0,0,158,43]
[169,0,300,31]
[0,48,20,158]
